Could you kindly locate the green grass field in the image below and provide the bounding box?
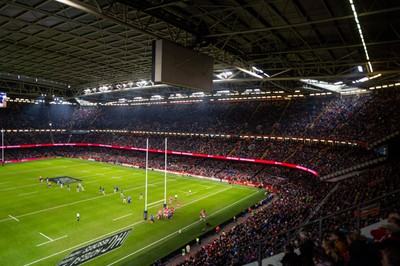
[0,158,266,266]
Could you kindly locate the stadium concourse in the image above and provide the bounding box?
[1,88,400,265]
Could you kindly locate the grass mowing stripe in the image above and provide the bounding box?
[83,180,98,184]
[2,163,89,174]
[0,183,42,192]
[0,194,106,223]
[24,220,146,266]
[24,185,235,265]
[2,158,265,266]
[0,180,168,223]
[0,175,190,223]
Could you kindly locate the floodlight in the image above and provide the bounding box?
[237,67,263,79]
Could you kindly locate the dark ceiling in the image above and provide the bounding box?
[0,0,399,103]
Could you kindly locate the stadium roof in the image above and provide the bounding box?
[0,0,399,104]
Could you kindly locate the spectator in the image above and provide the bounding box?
[346,231,380,266]
[298,231,315,266]
[281,244,301,266]
[330,229,349,263]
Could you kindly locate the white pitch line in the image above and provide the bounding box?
[148,199,164,207]
[39,232,53,241]
[18,191,39,196]
[24,186,249,266]
[110,176,120,179]
[112,213,132,221]
[0,181,10,185]
[24,222,143,266]
[108,189,259,266]
[0,180,168,223]
[0,183,40,192]
[37,235,68,247]
[84,181,97,184]
[8,215,19,222]
[182,191,197,195]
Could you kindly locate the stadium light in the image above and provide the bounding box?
[99,86,109,92]
[191,92,205,97]
[136,80,148,87]
[252,66,270,77]
[349,0,373,72]
[352,73,382,84]
[237,67,263,79]
[216,71,233,79]
[150,95,163,100]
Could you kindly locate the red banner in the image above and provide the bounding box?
[2,143,318,176]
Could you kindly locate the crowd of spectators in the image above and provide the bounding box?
[174,158,400,266]
[3,131,383,177]
[2,88,400,265]
[2,89,399,143]
[5,146,399,265]
[3,90,398,172]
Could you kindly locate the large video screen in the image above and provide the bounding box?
[152,39,214,91]
[0,92,7,108]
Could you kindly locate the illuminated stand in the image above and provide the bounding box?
[2,142,319,177]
